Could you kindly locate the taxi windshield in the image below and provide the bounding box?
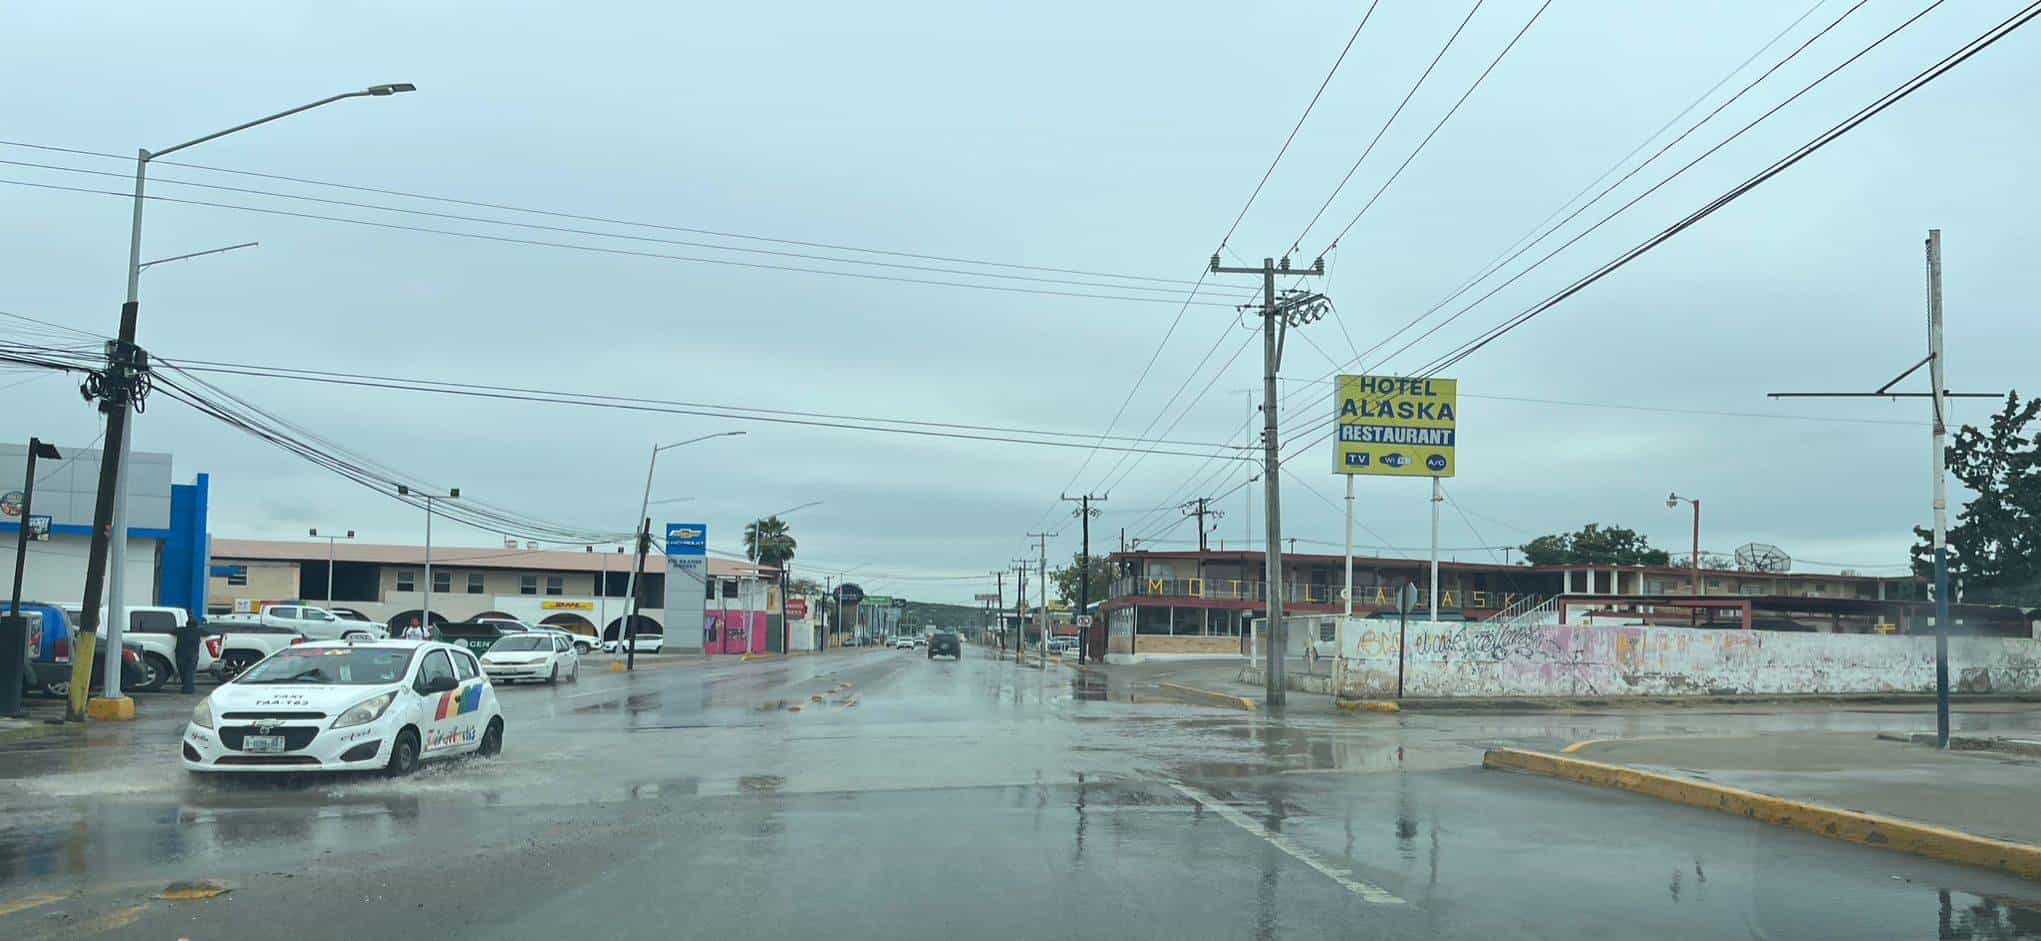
[236,647,414,685]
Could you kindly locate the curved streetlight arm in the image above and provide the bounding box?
[139,241,258,272]
[147,85,415,161]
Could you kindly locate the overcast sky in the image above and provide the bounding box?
[4,1,2035,603]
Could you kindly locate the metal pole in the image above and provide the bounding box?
[102,416,134,700]
[1244,391,1253,551]
[1079,498,1092,662]
[1260,259,1286,707]
[626,518,649,671]
[327,537,337,603]
[1339,473,1354,699]
[1928,228,1951,749]
[598,547,609,648]
[1039,534,1050,664]
[2,442,45,716]
[422,497,434,633]
[1428,477,1441,622]
[621,444,658,654]
[1691,499,1702,623]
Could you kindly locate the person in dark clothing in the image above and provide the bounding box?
[174,617,203,694]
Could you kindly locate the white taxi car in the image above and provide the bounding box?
[479,632,579,684]
[182,640,503,775]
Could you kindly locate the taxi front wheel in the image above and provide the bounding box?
[386,728,421,776]
[478,718,504,758]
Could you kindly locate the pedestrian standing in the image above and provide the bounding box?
[174,614,203,694]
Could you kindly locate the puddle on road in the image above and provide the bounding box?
[1935,889,2041,939]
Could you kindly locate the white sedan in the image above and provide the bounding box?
[480,632,579,684]
[603,633,665,654]
[182,640,503,775]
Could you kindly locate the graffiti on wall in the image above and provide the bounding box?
[1335,618,2041,700]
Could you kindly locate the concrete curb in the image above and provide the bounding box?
[1482,746,2041,882]
[0,719,77,745]
[1155,682,1257,712]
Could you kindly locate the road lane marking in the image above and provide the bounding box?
[1168,782,1405,905]
[0,894,63,918]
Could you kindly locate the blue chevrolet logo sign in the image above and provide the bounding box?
[665,523,707,557]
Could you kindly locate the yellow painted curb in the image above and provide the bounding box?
[1156,682,1256,712]
[1482,747,2041,882]
[86,696,136,721]
[1560,738,1609,754]
[609,661,626,672]
[1336,700,1401,713]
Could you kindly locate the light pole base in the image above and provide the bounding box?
[86,696,136,721]
[609,661,626,673]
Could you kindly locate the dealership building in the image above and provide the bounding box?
[0,441,211,615]
[204,537,826,653]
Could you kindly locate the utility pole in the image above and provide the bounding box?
[1011,559,1032,663]
[1767,230,2002,750]
[992,570,1005,653]
[1181,497,1224,553]
[1926,229,1952,749]
[1028,532,1057,665]
[1210,255,1328,708]
[624,517,650,671]
[1063,494,1105,663]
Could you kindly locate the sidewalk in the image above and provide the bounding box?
[1563,731,2041,848]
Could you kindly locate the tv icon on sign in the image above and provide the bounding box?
[1345,453,1370,467]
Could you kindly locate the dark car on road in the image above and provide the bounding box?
[926,632,960,660]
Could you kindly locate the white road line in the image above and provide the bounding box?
[1168,782,1405,905]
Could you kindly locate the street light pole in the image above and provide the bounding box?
[753,501,821,655]
[397,486,456,634]
[618,431,745,663]
[72,84,416,721]
[309,527,355,604]
[1668,492,1700,623]
[3,439,61,717]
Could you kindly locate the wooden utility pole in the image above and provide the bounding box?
[1181,497,1224,553]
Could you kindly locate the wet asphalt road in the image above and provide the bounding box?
[3,647,2040,940]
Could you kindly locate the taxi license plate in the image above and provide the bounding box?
[243,734,286,753]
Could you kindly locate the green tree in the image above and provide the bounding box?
[1051,552,1113,607]
[1912,392,2041,605]
[743,515,797,567]
[1519,523,1671,566]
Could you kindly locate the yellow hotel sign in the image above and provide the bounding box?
[541,600,595,611]
[1334,374,1457,477]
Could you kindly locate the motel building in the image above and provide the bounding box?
[205,538,825,654]
[1101,548,2031,661]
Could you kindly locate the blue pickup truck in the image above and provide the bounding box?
[4,602,144,698]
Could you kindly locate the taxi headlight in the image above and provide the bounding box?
[191,696,215,730]
[333,690,399,729]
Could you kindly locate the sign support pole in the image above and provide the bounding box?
[1338,473,1354,699]
[1428,477,1441,623]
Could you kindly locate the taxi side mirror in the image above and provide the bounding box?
[420,675,459,694]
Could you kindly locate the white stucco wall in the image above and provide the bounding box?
[1334,619,2041,698]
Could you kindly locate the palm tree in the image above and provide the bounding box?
[743,516,797,567]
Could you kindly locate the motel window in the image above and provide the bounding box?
[545,575,564,596]
[467,572,485,594]
[433,570,451,594]
[396,570,416,592]
[520,575,538,596]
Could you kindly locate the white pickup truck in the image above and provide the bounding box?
[209,604,384,680]
[60,604,215,692]
[211,604,386,641]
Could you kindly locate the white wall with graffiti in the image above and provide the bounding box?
[1334,619,2041,698]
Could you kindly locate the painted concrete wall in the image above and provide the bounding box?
[1335,619,2041,698]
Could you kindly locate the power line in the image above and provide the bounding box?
[1316,0,1553,254]
[132,355,1250,461]
[1368,0,1879,376]
[0,138,1208,289]
[1267,0,2026,477]
[0,156,1254,301]
[1286,0,1488,256]
[1218,0,1385,250]
[1274,0,1869,420]
[1415,0,2008,377]
[0,177,1240,310]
